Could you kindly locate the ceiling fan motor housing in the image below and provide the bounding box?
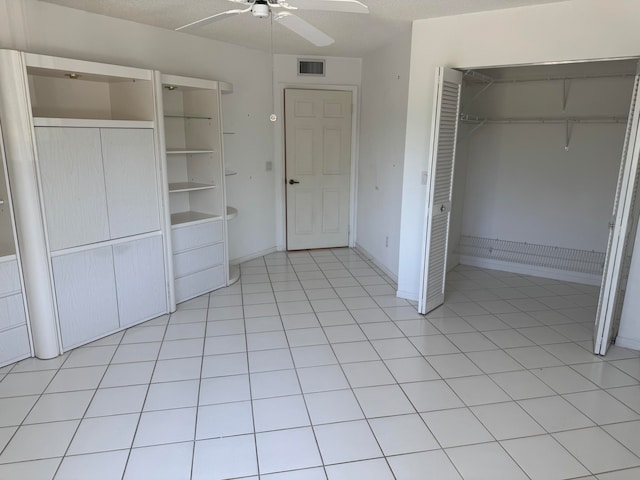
[252,0,270,18]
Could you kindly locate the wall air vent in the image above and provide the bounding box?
[298,59,325,77]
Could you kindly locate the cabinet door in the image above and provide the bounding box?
[52,246,119,349]
[0,294,26,331]
[35,127,110,250]
[101,129,160,239]
[0,325,31,367]
[113,235,167,328]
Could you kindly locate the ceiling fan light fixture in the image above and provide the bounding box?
[252,1,270,18]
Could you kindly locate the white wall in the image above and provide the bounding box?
[456,76,632,252]
[618,221,640,350]
[0,0,276,262]
[272,54,362,250]
[399,0,640,300]
[356,31,412,280]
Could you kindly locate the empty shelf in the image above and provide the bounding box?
[169,182,217,193]
[171,211,221,226]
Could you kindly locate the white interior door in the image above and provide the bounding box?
[418,68,463,315]
[594,63,640,355]
[285,89,352,250]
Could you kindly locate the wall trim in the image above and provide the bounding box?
[614,336,640,352]
[459,255,602,286]
[230,246,278,266]
[354,242,398,284]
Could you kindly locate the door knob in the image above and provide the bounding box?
[289,179,300,185]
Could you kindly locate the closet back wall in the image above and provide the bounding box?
[455,75,633,253]
[0,0,275,263]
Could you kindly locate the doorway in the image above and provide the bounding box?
[284,88,352,250]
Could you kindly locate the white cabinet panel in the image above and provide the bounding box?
[52,246,119,349]
[173,243,224,278]
[0,259,21,296]
[113,235,167,328]
[0,294,26,331]
[175,265,225,303]
[171,220,223,253]
[0,325,31,367]
[35,127,110,250]
[101,129,160,239]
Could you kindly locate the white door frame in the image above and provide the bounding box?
[274,83,359,251]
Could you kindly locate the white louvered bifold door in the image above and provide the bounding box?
[418,67,462,315]
[594,63,640,355]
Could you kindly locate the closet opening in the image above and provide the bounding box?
[420,58,640,356]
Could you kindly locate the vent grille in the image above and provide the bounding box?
[298,59,325,77]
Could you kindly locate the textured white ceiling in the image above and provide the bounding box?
[37,0,574,56]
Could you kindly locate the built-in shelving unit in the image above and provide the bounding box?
[159,73,232,304]
[24,53,168,351]
[0,124,31,367]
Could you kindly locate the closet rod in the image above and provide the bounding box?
[460,114,628,125]
[464,71,635,85]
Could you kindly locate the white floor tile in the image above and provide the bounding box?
[490,370,556,400]
[354,384,415,418]
[519,395,595,432]
[100,362,155,388]
[56,449,129,480]
[388,450,462,480]
[247,331,289,351]
[24,390,94,424]
[0,458,61,480]
[68,414,138,455]
[422,407,493,447]
[203,333,247,355]
[342,361,396,388]
[314,420,382,464]
[206,319,244,336]
[86,385,147,417]
[401,380,464,412]
[251,369,302,398]
[151,357,202,383]
[603,421,640,457]
[281,313,320,330]
[446,375,511,406]
[324,324,367,343]
[297,365,349,393]
[501,434,590,480]
[571,362,638,389]
[202,352,248,377]
[245,315,285,333]
[286,327,328,347]
[532,365,599,394]
[0,396,39,427]
[248,348,293,373]
[144,379,199,411]
[158,338,204,360]
[553,427,640,474]
[326,458,394,480]
[199,374,250,405]
[261,467,327,479]
[466,349,524,374]
[383,357,439,383]
[426,353,482,378]
[597,467,640,480]
[607,385,640,414]
[253,395,310,431]
[332,341,380,363]
[290,345,338,367]
[62,345,117,368]
[305,389,364,424]
[120,325,166,344]
[257,427,322,474]
[563,390,640,425]
[446,442,529,480]
[370,413,439,455]
[410,335,459,356]
[193,435,258,480]
[471,401,545,440]
[111,342,161,364]
[45,365,107,393]
[134,407,196,447]
[196,401,253,439]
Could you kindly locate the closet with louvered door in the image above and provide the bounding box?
[26,53,169,350]
[157,74,232,306]
[0,124,31,367]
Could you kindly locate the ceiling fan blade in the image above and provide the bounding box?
[273,12,334,47]
[176,7,251,31]
[285,0,369,14]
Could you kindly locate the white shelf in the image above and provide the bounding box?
[169,182,216,193]
[166,149,215,155]
[164,114,212,120]
[226,206,238,220]
[171,211,221,226]
[33,118,154,128]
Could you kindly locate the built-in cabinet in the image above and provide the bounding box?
[0,128,31,366]
[0,49,237,362]
[26,54,168,351]
[158,74,234,303]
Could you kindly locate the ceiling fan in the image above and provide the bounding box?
[176,0,369,47]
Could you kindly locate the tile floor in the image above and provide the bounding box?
[0,248,639,479]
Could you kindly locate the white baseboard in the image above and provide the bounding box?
[614,336,640,352]
[447,253,460,272]
[230,247,278,266]
[354,243,399,284]
[459,255,602,286]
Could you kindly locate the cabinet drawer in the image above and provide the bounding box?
[174,243,224,278]
[172,220,223,253]
[0,325,31,367]
[175,265,225,303]
[0,259,21,297]
[0,293,26,331]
